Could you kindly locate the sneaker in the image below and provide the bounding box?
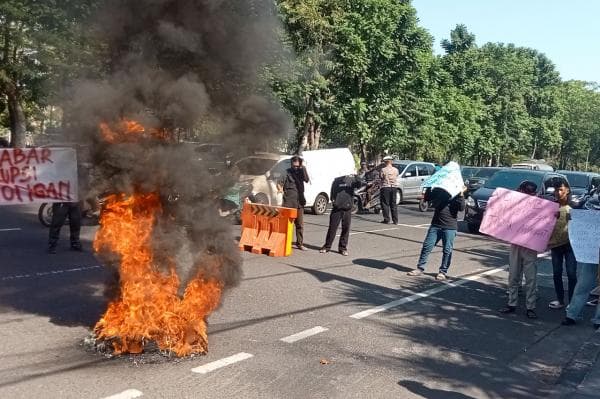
[339,250,349,256]
[586,298,599,307]
[435,273,447,281]
[380,220,390,224]
[407,269,423,276]
[296,244,306,251]
[499,305,516,314]
[549,300,565,309]
[319,248,329,254]
[561,317,576,326]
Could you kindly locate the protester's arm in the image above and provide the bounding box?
[456,190,466,212]
[301,166,309,183]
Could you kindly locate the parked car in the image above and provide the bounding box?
[461,166,480,182]
[465,169,568,233]
[243,148,356,215]
[375,160,436,203]
[511,160,554,171]
[557,170,600,208]
[465,167,504,196]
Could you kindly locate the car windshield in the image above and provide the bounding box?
[562,173,590,188]
[484,171,543,190]
[461,167,479,178]
[235,157,278,175]
[394,164,409,172]
[474,168,502,178]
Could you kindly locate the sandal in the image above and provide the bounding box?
[499,305,516,314]
[526,309,538,319]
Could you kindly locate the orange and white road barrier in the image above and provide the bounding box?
[239,202,298,257]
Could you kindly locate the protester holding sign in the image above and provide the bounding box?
[499,181,540,319]
[562,210,600,329]
[547,180,577,310]
[407,186,466,280]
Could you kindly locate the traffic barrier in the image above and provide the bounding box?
[239,202,298,257]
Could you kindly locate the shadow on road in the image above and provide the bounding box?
[398,380,476,399]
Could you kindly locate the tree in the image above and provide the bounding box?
[0,0,99,147]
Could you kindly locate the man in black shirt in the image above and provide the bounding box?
[320,175,362,256]
[278,155,310,250]
[407,186,466,280]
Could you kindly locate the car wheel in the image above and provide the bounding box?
[312,193,328,215]
[418,199,428,212]
[254,193,269,205]
[396,189,403,205]
[467,223,480,234]
[38,203,53,227]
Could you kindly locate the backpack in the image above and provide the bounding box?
[334,190,353,211]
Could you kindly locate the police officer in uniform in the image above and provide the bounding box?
[380,155,399,224]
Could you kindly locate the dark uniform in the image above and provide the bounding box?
[281,165,309,248]
[48,202,82,253]
[321,175,362,254]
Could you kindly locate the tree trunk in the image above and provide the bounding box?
[7,90,27,148]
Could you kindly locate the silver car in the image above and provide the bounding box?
[376,160,436,203]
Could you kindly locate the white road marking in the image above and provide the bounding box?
[0,228,21,232]
[343,224,428,238]
[0,265,102,281]
[191,352,254,374]
[350,267,505,319]
[101,389,143,399]
[280,326,328,343]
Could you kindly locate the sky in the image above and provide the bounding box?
[411,0,599,83]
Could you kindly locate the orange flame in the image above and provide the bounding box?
[94,121,222,356]
[99,119,170,143]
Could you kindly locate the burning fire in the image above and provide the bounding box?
[93,121,223,356]
[99,119,170,143]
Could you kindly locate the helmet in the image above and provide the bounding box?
[383,156,393,161]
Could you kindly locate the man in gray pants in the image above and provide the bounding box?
[499,180,540,319]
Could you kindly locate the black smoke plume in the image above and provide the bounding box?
[66,0,291,292]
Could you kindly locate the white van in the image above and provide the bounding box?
[248,148,356,214]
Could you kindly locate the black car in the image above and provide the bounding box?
[465,169,568,233]
[556,170,600,208]
[465,167,504,196]
[461,166,480,181]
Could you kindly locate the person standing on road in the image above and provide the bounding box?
[48,202,82,253]
[499,180,540,319]
[407,186,466,280]
[547,180,577,310]
[320,174,362,256]
[278,155,310,250]
[380,156,399,225]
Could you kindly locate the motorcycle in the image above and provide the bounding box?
[584,188,600,210]
[38,196,106,227]
[352,179,381,214]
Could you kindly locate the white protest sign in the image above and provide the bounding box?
[0,147,78,205]
[568,210,600,264]
[421,161,463,197]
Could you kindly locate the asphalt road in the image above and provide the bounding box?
[0,202,598,399]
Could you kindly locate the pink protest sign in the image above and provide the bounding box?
[479,188,559,252]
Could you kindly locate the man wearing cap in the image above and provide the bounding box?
[380,156,399,225]
[278,155,310,250]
